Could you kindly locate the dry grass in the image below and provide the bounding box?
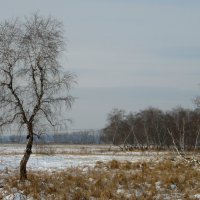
[3,159,200,199]
[34,144,56,155]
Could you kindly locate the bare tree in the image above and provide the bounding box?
[0,14,76,180]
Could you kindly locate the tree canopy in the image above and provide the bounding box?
[0,13,76,180]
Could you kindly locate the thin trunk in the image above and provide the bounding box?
[144,125,149,149]
[20,127,33,180]
[109,124,118,150]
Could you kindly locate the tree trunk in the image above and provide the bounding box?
[20,128,34,180]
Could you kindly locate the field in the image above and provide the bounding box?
[1,144,200,199]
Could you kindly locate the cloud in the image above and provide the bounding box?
[0,0,200,129]
[158,47,200,60]
[69,86,198,129]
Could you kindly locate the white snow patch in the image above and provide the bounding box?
[116,188,125,194]
[194,194,200,199]
[3,193,27,200]
[0,148,159,171]
[155,181,161,191]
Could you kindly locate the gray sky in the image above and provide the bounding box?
[0,0,200,129]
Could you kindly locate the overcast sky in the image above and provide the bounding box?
[0,0,200,129]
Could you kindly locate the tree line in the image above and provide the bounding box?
[101,107,200,151]
[0,130,101,144]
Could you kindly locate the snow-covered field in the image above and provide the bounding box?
[0,144,164,200]
[0,144,161,171]
[1,145,200,200]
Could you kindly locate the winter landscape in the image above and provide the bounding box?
[0,144,200,199]
[0,0,200,199]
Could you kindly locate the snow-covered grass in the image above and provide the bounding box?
[1,144,200,199]
[0,144,163,171]
[2,159,200,199]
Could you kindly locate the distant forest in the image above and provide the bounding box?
[0,130,101,144]
[1,106,200,151]
[101,107,200,150]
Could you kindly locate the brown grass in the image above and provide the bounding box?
[3,159,200,199]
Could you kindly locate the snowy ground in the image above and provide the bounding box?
[0,144,161,171]
[1,145,200,199]
[0,144,172,200]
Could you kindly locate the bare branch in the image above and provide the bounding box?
[168,129,200,165]
[0,13,75,133]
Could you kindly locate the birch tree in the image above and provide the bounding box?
[0,14,75,180]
